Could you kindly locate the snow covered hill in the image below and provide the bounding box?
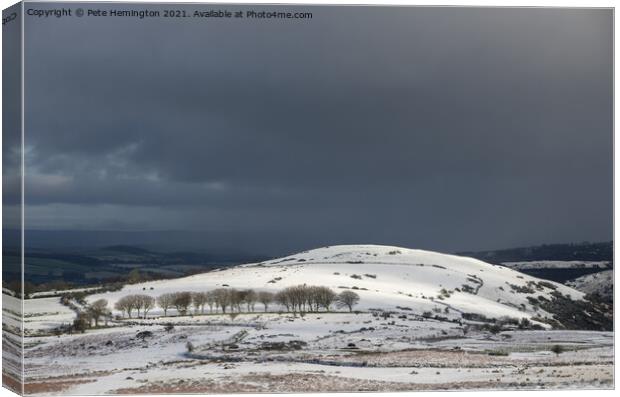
[85,244,597,328]
[566,270,613,301]
[498,260,612,284]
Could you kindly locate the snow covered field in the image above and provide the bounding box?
[19,312,614,394]
[22,298,76,336]
[5,245,614,394]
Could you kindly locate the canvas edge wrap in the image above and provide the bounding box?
[3,1,25,395]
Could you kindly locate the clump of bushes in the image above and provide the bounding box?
[550,344,564,356]
[508,283,535,294]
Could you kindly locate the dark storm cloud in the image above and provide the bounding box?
[20,5,612,253]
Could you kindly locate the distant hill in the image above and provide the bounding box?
[458,242,613,284]
[567,270,613,303]
[3,245,267,294]
[458,241,612,263]
[101,245,153,255]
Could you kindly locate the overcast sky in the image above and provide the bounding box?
[7,5,613,254]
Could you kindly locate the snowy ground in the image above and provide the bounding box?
[5,245,615,394]
[22,298,76,336]
[18,310,614,394]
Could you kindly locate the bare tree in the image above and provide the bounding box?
[135,295,155,318]
[213,288,230,313]
[121,295,145,317]
[258,291,274,312]
[206,291,217,313]
[88,299,109,327]
[229,289,246,312]
[276,285,308,313]
[315,286,337,311]
[289,285,305,313]
[115,296,135,318]
[157,293,175,316]
[244,289,257,312]
[131,295,144,318]
[336,291,360,312]
[173,292,193,315]
[306,286,319,311]
[297,285,310,313]
[270,285,338,313]
[275,290,291,312]
[192,292,209,314]
[73,311,91,333]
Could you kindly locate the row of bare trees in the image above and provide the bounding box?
[276,285,340,313]
[113,286,360,318]
[114,294,156,318]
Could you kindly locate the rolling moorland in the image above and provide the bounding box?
[2,245,264,296]
[459,242,613,284]
[2,243,613,394]
[3,241,613,296]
